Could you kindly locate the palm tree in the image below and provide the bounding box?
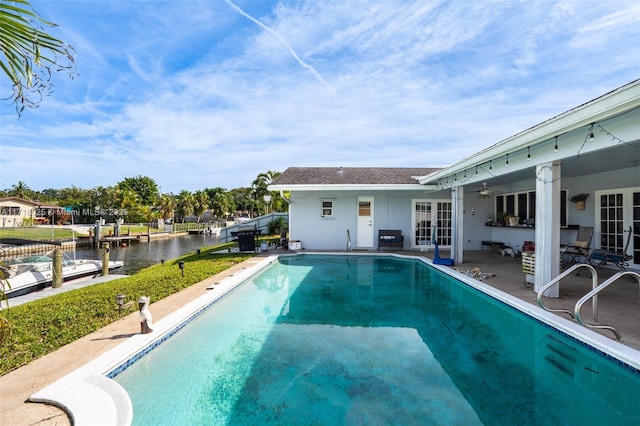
[206,188,235,220]
[158,194,176,222]
[8,181,32,199]
[118,189,140,223]
[138,205,160,229]
[193,190,210,223]
[252,170,281,214]
[175,191,195,223]
[230,187,254,217]
[0,0,76,115]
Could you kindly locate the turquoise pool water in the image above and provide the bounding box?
[114,255,639,425]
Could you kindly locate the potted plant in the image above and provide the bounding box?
[496,211,508,226]
[569,193,589,210]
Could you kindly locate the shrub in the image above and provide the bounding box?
[267,216,288,235]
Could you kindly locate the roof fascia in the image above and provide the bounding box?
[420,80,640,184]
[269,184,439,192]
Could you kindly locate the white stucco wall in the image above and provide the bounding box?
[287,190,447,251]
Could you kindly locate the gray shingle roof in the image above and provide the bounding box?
[271,167,440,186]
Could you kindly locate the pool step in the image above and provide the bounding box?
[543,334,578,377]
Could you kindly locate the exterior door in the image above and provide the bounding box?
[412,201,433,249]
[356,196,374,248]
[411,200,452,248]
[595,187,639,268]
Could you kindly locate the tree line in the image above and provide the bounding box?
[1,171,286,225]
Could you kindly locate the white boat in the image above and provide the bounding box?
[1,239,124,299]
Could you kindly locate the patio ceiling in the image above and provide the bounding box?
[469,139,640,188]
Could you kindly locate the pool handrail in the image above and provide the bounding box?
[574,270,640,341]
[537,263,598,321]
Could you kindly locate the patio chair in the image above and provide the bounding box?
[560,226,593,264]
[585,226,633,273]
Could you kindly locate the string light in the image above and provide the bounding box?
[434,113,632,192]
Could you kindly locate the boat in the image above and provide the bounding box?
[0,238,124,299]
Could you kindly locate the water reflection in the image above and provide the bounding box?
[71,234,221,275]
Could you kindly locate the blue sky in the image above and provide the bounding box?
[1,0,638,194]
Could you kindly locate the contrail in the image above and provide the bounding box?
[225,0,333,90]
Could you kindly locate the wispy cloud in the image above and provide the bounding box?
[225,0,333,90]
[0,0,638,193]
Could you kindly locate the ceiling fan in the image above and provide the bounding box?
[475,183,495,199]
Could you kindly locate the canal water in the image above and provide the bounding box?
[71,234,222,275]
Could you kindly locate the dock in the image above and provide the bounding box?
[98,231,172,245]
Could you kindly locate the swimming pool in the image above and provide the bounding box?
[108,254,638,425]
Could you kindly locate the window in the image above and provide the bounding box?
[494,189,567,227]
[321,200,333,218]
[358,201,371,216]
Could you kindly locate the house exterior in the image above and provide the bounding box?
[269,167,446,251]
[0,197,64,228]
[270,79,640,296]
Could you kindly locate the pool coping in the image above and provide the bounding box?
[29,252,640,425]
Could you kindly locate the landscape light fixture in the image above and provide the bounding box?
[116,294,126,314]
[178,261,185,277]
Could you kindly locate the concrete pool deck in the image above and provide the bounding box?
[1,250,638,425]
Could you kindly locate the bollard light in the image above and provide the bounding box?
[116,294,126,314]
[197,249,201,256]
[178,261,185,277]
[161,259,165,266]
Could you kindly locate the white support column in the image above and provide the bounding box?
[534,161,561,296]
[451,185,464,263]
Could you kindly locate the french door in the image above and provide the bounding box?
[595,187,639,268]
[412,200,452,249]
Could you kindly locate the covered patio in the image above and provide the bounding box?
[419,80,640,297]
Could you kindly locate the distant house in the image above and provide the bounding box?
[270,79,640,295]
[0,197,64,228]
